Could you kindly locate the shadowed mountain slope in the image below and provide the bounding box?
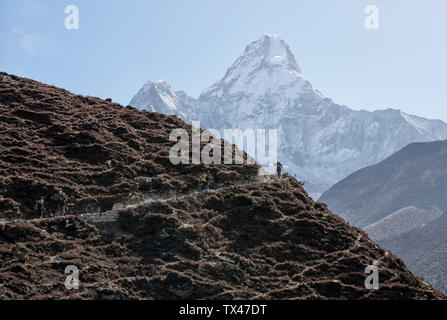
[380,213,447,294]
[319,139,447,294]
[320,140,447,228]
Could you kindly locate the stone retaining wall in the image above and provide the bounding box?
[80,210,119,224]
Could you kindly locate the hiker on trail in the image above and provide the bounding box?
[36,196,45,218]
[199,171,210,189]
[55,190,67,215]
[276,161,283,177]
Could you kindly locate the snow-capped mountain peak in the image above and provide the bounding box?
[129,80,184,116]
[201,34,322,100]
[129,80,198,122]
[232,33,303,76]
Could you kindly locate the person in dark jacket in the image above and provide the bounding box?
[276,161,283,177]
[36,196,45,218]
[55,190,67,215]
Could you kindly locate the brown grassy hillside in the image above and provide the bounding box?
[0,73,444,300]
[0,72,257,219]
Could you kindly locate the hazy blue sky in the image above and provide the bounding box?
[1,0,446,120]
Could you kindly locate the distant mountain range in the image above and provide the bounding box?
[129,34,447,198]
[319,139,447,293]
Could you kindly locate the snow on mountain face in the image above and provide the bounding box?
[202,34,319,99]
[129,80,197,122]
[129,34,447,197]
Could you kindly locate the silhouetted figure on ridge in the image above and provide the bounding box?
[55,190,67,215]
[276,161,283,177]
[36,196,46,218]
